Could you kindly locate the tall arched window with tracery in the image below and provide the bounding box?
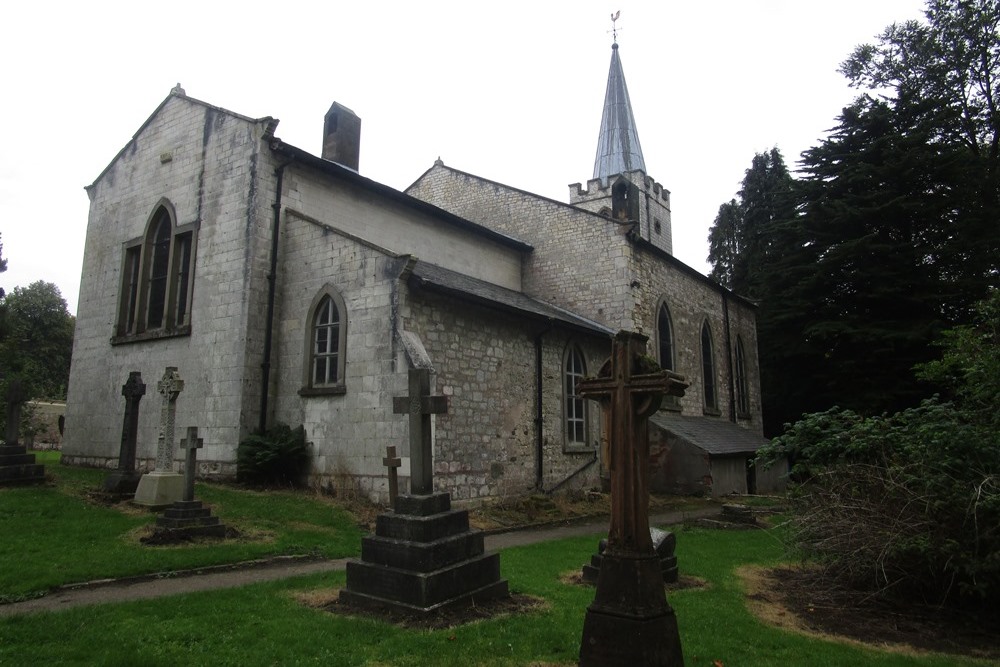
[564,345,588,448]
[735,335,750,416]
[701,320,717,411]
[300,285,348,395]
[115,201,197,341]
[657,301,674,371]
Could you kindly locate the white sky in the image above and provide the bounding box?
[0,0,926,316]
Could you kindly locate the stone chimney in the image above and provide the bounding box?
[322,102,361,171]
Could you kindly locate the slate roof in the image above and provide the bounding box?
[408,262,615,337]
[593,42,646,180]
[650,412,769,456]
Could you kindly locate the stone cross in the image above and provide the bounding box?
[392,368,448,495]
[383,445,402,507]
[4,378,25,446]
[180,426,204,502]
[154,367,184,471]
[577,331,687,555]
[576,330,688,667]
[116,372,146,473]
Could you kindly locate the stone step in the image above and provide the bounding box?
[344,551,505,609]
[339,578,509,615]
[0,445,28,456]
[161,506,213,520]
[156,515,221,529]
[394,493,451,517]
[375,508,470,543]
[361,530,485,572]
[0,453,37,466]
[0,464,46,482]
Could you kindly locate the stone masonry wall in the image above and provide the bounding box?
[406,165,637,330]
[404,288,608,502]
[64,94,274,474]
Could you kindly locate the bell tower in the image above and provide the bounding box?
[570,30,673,255]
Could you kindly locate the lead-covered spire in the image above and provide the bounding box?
[592,41,646,180]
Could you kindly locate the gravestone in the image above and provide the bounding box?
[154,427,226,538]
[341,368,509,615]
[103,372,146,494]
[577,331,688,667]
[0,379,45,486]
[582,527,679,585]
[134,367,186,508]
[383,445,401,508]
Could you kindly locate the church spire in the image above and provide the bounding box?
[592,38,646,180]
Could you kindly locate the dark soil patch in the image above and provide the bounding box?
[139,525,242,546]
[321,592,546,630]
[755,566,1000,660]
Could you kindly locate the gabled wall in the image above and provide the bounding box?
[64,94,276,473]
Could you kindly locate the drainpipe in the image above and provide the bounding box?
[259,160,292,433]
[722,291,736,423]
[534,320,553,490]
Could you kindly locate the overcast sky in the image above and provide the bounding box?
[1,0,927,315]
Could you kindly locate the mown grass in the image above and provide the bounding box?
[0,454,362,601]
[0,454,992,665]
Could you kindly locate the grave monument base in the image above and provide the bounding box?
[133,471,184,509]
[154,500,227,538]
[103,470,143,495]
[340,492,509,615]
[579,553,685,666]
[0,444,45,486]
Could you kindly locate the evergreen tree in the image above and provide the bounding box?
[0,281,75,400]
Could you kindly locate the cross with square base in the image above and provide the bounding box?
[180,426,203,502]
[392,368,448,495]
[577,330,688,555]
[577,330,689,667]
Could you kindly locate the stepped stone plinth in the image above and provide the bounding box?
[340,492,509,615]
[0,444,45,486]
[154,500,227,538]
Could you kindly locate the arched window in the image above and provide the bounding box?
[115,201,198,340]
[301,285,348,394]
[564,345,588,448]
[656,301,674,371]
[701,321,717,411]
[735,336,750,416]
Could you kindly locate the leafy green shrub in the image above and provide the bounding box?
[758,291,1000,606]
[236,423,311,487]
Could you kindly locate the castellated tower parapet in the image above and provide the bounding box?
[569,170,673,255]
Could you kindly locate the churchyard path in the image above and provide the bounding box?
[0,506,720,617]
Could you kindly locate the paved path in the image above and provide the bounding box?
[0,506,718,617]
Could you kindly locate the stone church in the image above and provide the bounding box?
[64,41,781,501]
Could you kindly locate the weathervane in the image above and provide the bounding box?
[611,10,620,44]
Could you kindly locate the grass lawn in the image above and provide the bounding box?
[0,453,362,601]
[0,454,993,665]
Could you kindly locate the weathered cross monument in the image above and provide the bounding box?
[340,368,509,614]
[0,378,45,486]
[577,330,688,667]
[134,367,185,508]
[103,371,146,494]
[154,426,227,538]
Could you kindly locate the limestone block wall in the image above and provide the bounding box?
[284,166,523,292]
[633,246,763,432]
[404,288,608,502]
[270,212,410,500]
[64,95,274,475]
[406,166,636,330]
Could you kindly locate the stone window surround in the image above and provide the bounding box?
[562,342,591,453]
[299,283,348,397]
[700,318,721,416]
[734,335,750,419]
[654,298,680,412]
[111,199,197,345]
